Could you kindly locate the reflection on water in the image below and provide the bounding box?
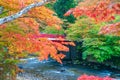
[17,57,120,80]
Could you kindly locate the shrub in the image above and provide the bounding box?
[66,17,120,62]
[77,74,113,80]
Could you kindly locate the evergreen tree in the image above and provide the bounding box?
[54,0,77,23]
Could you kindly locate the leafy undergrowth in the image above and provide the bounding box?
[77,74,114,80]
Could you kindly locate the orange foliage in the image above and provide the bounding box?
[99,22,120,36]
[0,30,71,63]
[0,0,72,63]
[15,18,40,34]
[65,0,120,36]
[27,6,62,26]
[65,0,120,22]
[0,0,42,12]
[77,74,113,80]
[0,0,62,27]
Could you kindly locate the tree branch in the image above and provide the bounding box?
[0,0,50,25]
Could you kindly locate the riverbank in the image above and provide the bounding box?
[17,57,120,80]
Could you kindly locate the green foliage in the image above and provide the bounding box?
[0,6,9,18]
[0,47,19,80]
[66,17,103,41]
[45,2,54,10]
[42,26,64,35]
[112,15,120,23]
[3,22,25,34]
[0,11,8,18]
[0,22,27,80]
[82,35,120,62]
[54,0,77,23]
[66,17,120,62]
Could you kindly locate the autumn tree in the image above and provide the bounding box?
[65,0,120,62]
[65,0,120,38]
[0,0,75,80]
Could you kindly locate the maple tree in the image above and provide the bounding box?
[0,0,73,63]
[65,0,120,36]
[0,0,119,80]
[0,0,75,80]
[66,17,120,62]
[65,0,120,62]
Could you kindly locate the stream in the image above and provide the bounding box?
[17,57,120,80]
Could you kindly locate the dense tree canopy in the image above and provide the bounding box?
[0,1,75,79]
[54,0,77,23]
[0,0,75,65]
[65,0,120,62]
[0,0,120,80]
[65,0,120,36]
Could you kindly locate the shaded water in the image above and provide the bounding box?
[17,57,120,80]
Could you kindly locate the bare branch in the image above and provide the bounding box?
[0,0,50,25]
